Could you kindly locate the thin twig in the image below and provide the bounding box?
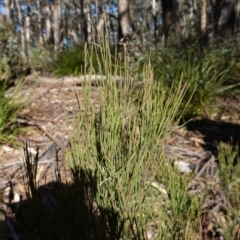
[26,78,64,105]
[16,116,66,152]
[195,155,216,178]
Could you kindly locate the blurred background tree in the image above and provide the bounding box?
[0,0,239,83]
[0,0,239,50]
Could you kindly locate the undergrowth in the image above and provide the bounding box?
[50,43,122,77]
[137,44,240,120]
[0,79,25,145]
[49,39,240,120]
[217,142,240,239]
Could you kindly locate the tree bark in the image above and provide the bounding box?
[36,0,43,45]
[25,6,30,43]
[85,3,92,42]
[215,0,237,40]
[53,0,61,50]
[71,0,81,43]
[152,0,158,40]
[44,0,53,45]
[236,0,240,35]
[200,0,208,42]
[97,0,105,38]
[118,0,133,41]
[4,0,13,24]
[15,0,26,57]
[80,0,88,43]
[161,0,181,41]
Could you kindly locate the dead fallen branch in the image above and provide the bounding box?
[16,116,67,152]
[25,74,124,87]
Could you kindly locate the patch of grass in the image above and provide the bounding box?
[50,44,90,77]
[65,39,191,238]
[25,46,54,75]
[217,142,240,239]
[51,44,102,77]
[155,162,204,239]
[50,43,123,77]
[0,23,24,78]
[0,79,25,145]
[0,55,12,81]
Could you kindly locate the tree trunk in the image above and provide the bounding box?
[4,0,13,24]
[36,0,43,45]
[80,0,88,43]
[236,0,240,33]
[65,2,79,45]
[152,0,158,40]
[44,0,53,45]
[15,0,26,57]
[85,3,92,43]
[64,3,70,45]
[72,0,81,43]
[200,0,208,42]
[118,0,133,41]
[215,0,237,40]
[25,6,30,43]
[97,0,105,39]
[53,0,61,50]
[161,0,181,42]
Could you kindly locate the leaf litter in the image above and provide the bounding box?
[1,76,240,239]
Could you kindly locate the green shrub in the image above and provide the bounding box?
[26,46,54,74]
[155,161,204,239]
[217,143,240,239]
[50,43,123,77]
[0,55,11,81]
[50,44,105,77]
[0,23,22,79]
[139,45,239,119]
[64,40,190,238]
[0,79,25,145]
[21,38,204,240]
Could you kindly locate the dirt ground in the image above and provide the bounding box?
[1,75,240,239]
[1,75,104,197]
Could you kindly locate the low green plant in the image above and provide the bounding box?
[50,44,102,77]
[0,79,25,145]
[155,162,204,239]
[65,38,190,238]
[20,39,195,240]
[50,43,123,77]
[217,142,240,239]
[0,23,23,78]
[0,54,12,81]
[26,46,54,74]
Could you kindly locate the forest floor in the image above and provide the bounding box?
[1,75,240,239]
